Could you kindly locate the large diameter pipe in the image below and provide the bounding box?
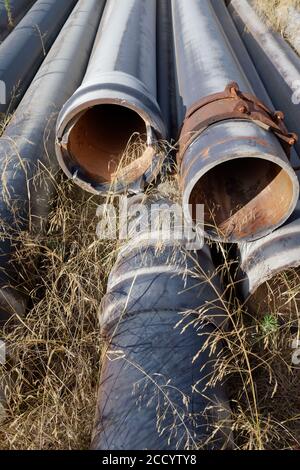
[0,0,78,116]
[211,0,300,171]
[91,194,232,450]
[0,0,35,42]
[210,0,274,110]
[229,0,300,159]
[171,0,299,243]
[238,202,300,318]
[0,0,106,324]
[56,0,166,195]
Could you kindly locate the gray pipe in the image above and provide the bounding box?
[210,0,274,110]
[229,0,300,159]
[171,0,298,243]
[56,0,165,196]
[0,0,78,116]
[0,0,35,42]
[0,0,106,324]
[91,194,232,450]
[238,202,300,318]
[211,0,300,171]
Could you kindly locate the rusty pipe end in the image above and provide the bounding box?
[180,121,299,243]
[56,73,166,194]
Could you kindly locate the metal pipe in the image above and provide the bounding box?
[171,0,299,243]
[56,0,166,195]
[238,202,300,319]
[0,0,35,42]
[229,0,300,159]
[210,0,274,110]
[91,194,232,450]
[0,0,78,116]
[0,0,106,324]
[211,0,300,171]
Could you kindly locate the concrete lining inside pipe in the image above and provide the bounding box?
[189,158,294,241]
[68,104,147,183]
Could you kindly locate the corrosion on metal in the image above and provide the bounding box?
[171,0,299,243]
[178,81,297,164]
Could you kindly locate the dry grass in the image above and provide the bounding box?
[205,247,300,449]
[4,0,12,27]
[0,143,299,449]
[254,0,300,22]
[0,176,118,449]
[254,0,300,54]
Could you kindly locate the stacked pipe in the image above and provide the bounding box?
[210,0,274,110]
[0,0,78,116]
[0,0,35,42]
[91,193,232,450]
[0,0,298,450]
[56,0,166,195]
[0,0,106,323]
[238,203,300,318]
[171,0,299,243]
[211,0,300,171]
[229,0,300,160]
[223,0,300,320]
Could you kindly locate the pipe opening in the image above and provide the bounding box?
[67,105,147,183]
[189,157,294,240]
[249,267,300,320]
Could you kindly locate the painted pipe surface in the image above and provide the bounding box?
[0,0,35,42]
[229,0,300,158]
[210,0,273,110]
[91,194,232,450]
[0,0,78,116]
[171,0,298,243]
[211,0,300,170]
[0,0,106,323]
[56,0,166,195]
[238,202,300,317]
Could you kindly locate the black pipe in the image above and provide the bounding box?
[156,0,177,141]
[0,0,35,42]
[91,194,232,450]
[0,0,78,116]
[0,0,106,324]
